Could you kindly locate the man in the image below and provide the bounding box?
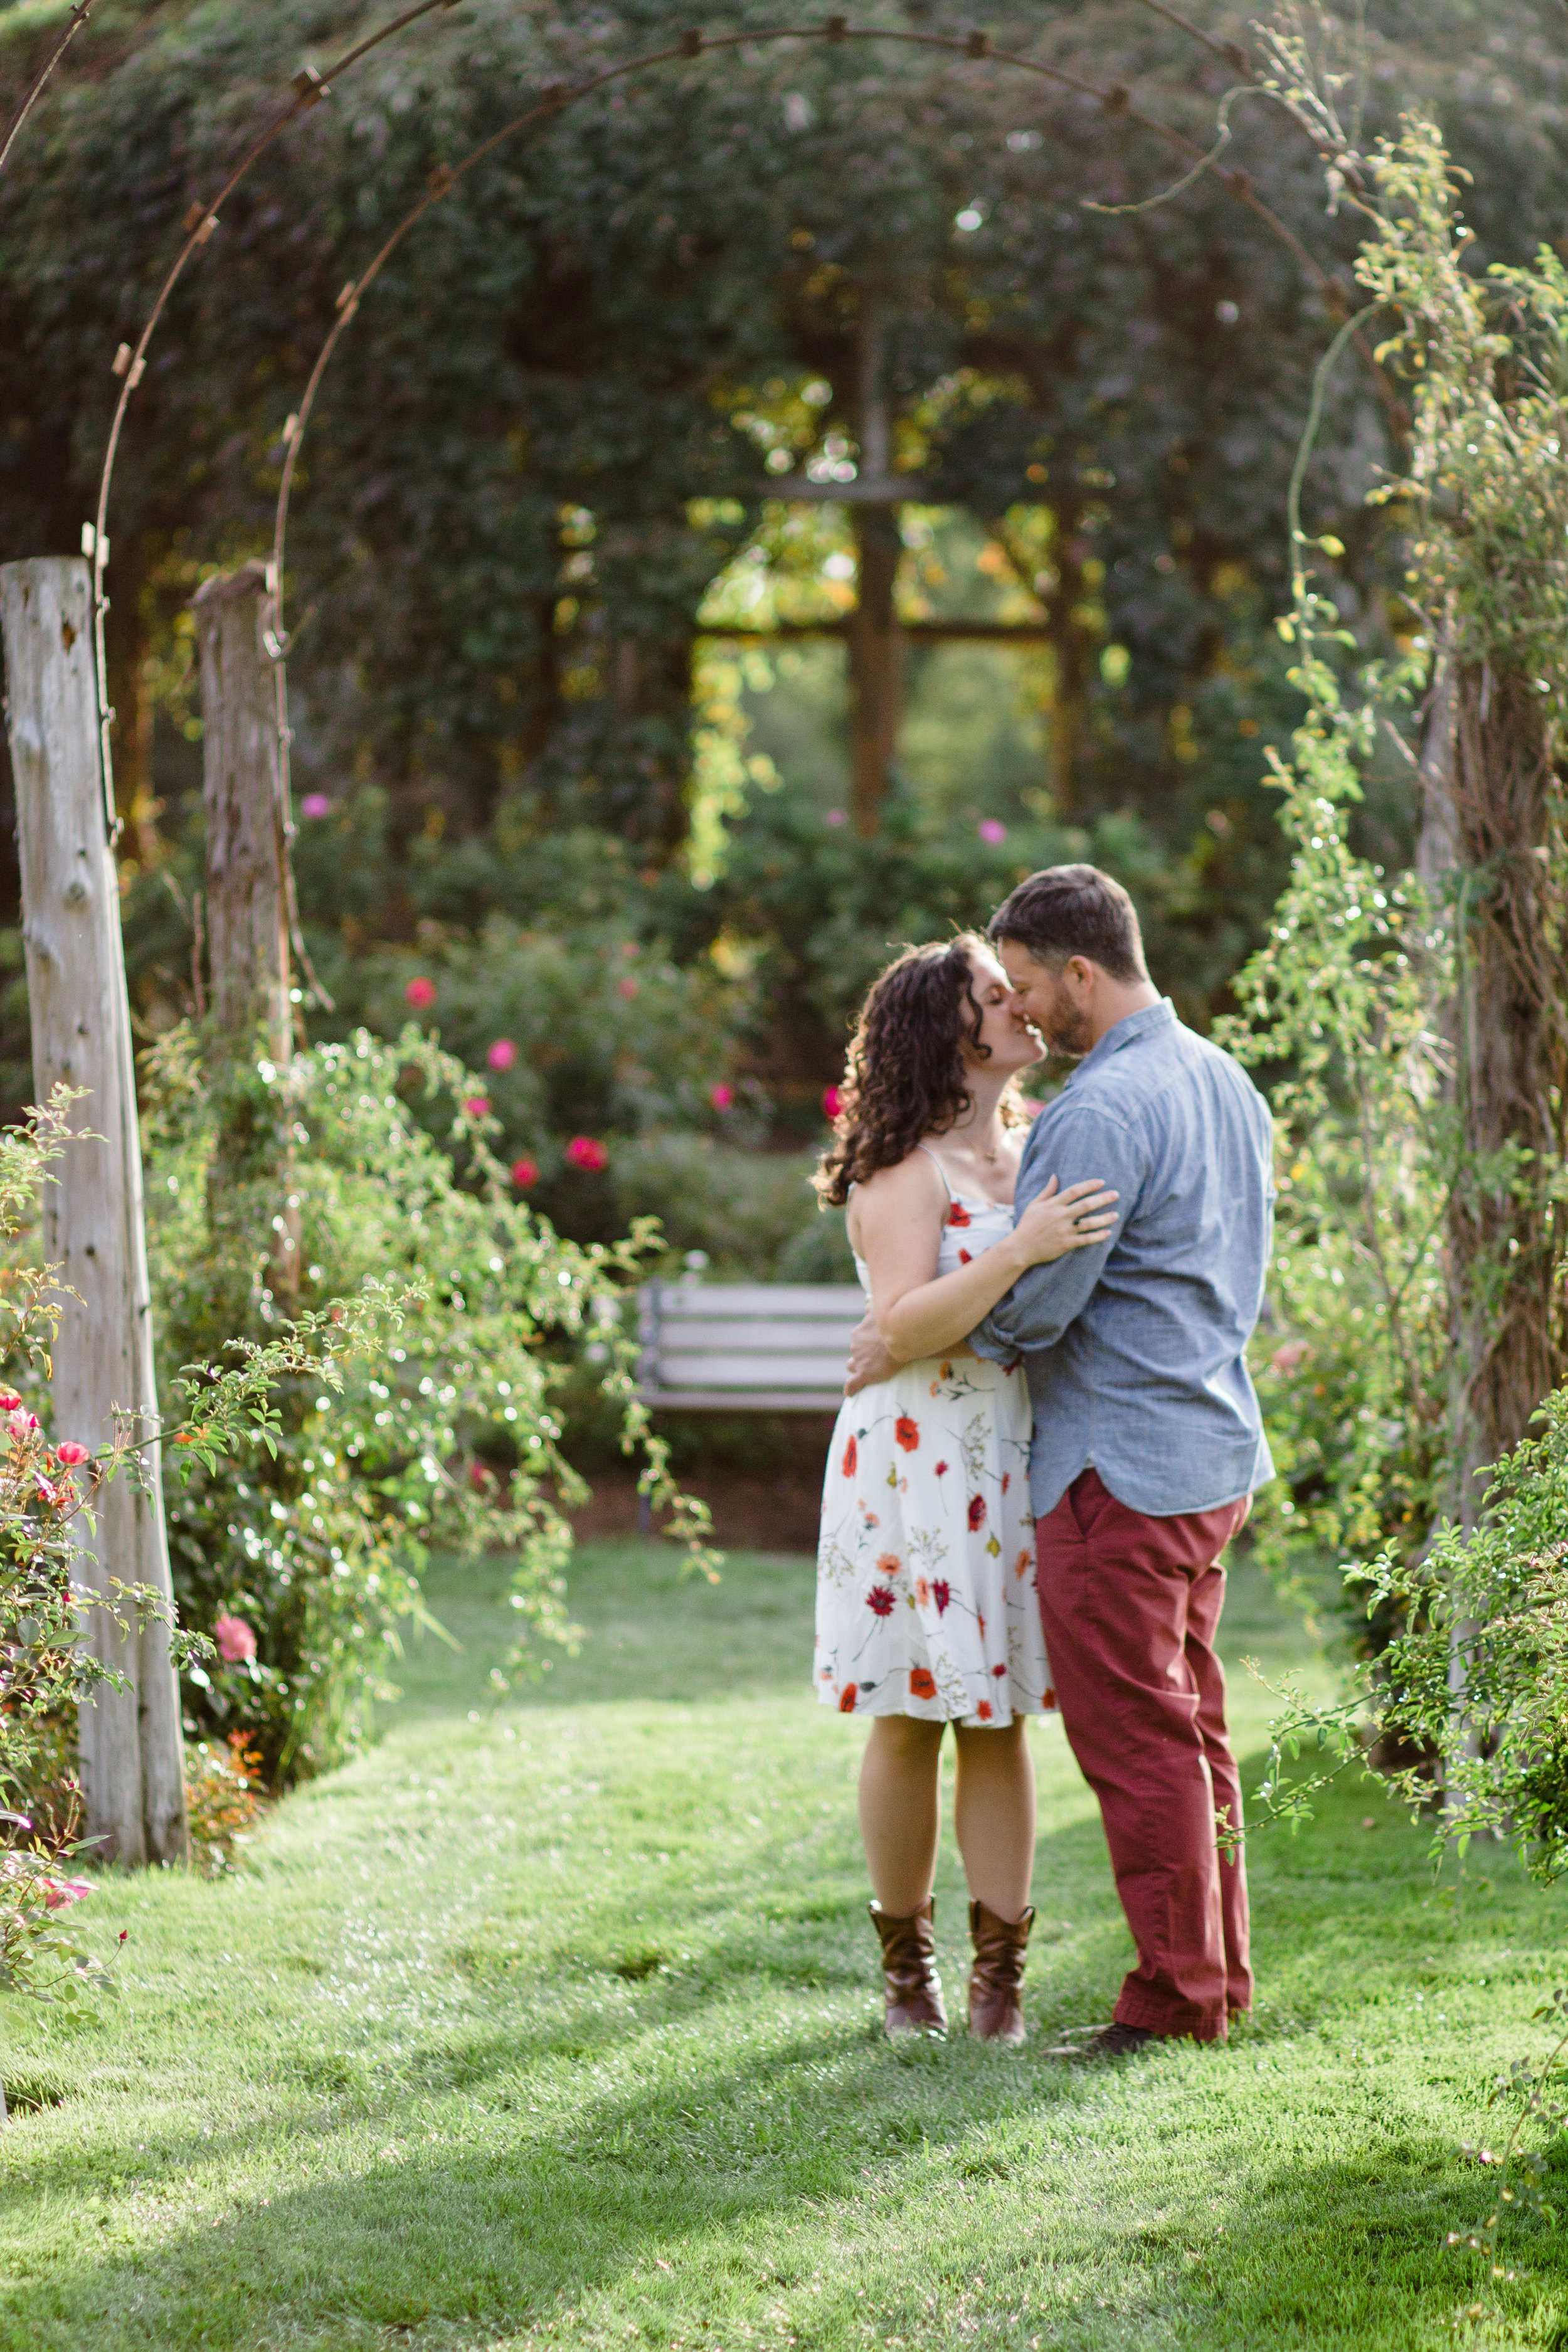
[845,864,1273,2054]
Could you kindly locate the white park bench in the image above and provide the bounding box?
[636,1280,864,1412]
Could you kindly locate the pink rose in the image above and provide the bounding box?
[564,1136,608,1173]
[709,1083,734,1111]
[617,976,639,1000]
[487,1039,518,1072]
[977,818,1007,845]
[55,1441,90,1466]
[1271,1340,1310,1375]
[7,1408,38,1438]
[0,1392,20,1412]
[510,1157,539,1190]
[43,1877,93,1910]
[405,977,437,1010]
[824,809,847,829]
[462,1094,490,1119]
[299,793,332,819]
[822,1085,842,1120]
[214,1613,257,1665]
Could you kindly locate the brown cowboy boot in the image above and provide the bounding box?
[868,1898,946,2036]
[967,1900,1034,2043]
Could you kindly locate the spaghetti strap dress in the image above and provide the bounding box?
[813,1155,1056,1725]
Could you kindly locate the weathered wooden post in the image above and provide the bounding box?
[192,563,292,1058]
[0,556,187,1867]
[192,561,300,1299]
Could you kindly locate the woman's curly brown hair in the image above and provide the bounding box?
[814,935,1025,1207]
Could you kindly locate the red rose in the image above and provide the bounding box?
[968,1494,987,1530]
[894,1415,919,1453]
[511,1157,539,1189]
[909,1667,936,1700]
[55,1441,90,1466]
[841,1434,857,1478]
[405,976,437,1009]
[564,1136,608,1173]
[839,1683,857,1713]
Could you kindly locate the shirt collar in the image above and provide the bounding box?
[1069,996,1176,1083]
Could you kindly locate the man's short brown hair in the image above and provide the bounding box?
[987,864,1147,983]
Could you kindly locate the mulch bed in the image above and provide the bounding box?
[569,1459,831,1554]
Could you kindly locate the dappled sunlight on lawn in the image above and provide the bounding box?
[1,1538,1565,2351]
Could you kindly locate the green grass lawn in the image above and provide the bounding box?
[4,1535,1568,2351]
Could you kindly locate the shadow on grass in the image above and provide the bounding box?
[0,2026,1532,2352]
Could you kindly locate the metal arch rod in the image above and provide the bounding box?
[268,18,1352,645]
[0,0,97,179]
[87,0,467,827]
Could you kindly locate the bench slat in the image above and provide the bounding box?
[656,1323,860,1352]
[637,1386,845,1412]
[654,1285,862,1319]
[658,1350,852,1385]
[638,1280,863,1413]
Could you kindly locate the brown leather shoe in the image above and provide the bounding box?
[1074,2021,1155,2062]
[868,1898,946,2036]
[967,1899,1034,2043]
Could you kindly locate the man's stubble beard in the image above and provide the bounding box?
[1038,992,1095,1059]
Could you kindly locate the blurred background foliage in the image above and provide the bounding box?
[1,0,1566,1332]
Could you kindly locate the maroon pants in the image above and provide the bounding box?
[1035,1468,1252,2042]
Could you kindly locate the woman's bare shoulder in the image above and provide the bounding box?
[852,1151,948,1216]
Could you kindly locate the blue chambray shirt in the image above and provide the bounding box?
[969,997,1276,1522]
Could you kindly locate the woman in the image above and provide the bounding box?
[813,935,1116,2045]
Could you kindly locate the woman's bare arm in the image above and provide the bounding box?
[850,1157,1118,1365]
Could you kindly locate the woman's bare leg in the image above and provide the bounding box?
[858,1717,945,1914]
[953,1719,1036,1920]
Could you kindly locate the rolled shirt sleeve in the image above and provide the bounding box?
[970,1104,1147,1360]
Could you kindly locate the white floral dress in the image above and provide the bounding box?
[814,1172,1056,1725]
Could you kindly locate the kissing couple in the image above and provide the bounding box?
[812,863,1273,2057]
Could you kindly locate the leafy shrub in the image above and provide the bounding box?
[0,1093,413,2003]
[1353,1389,1568,1880]
[605,1136,848,1279]
[141,1022,706,1784]
[0,1094,171,2011]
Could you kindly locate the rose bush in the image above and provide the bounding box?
[140,1022,711,1783]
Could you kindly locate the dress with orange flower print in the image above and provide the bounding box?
[815,1188,1056,1725]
